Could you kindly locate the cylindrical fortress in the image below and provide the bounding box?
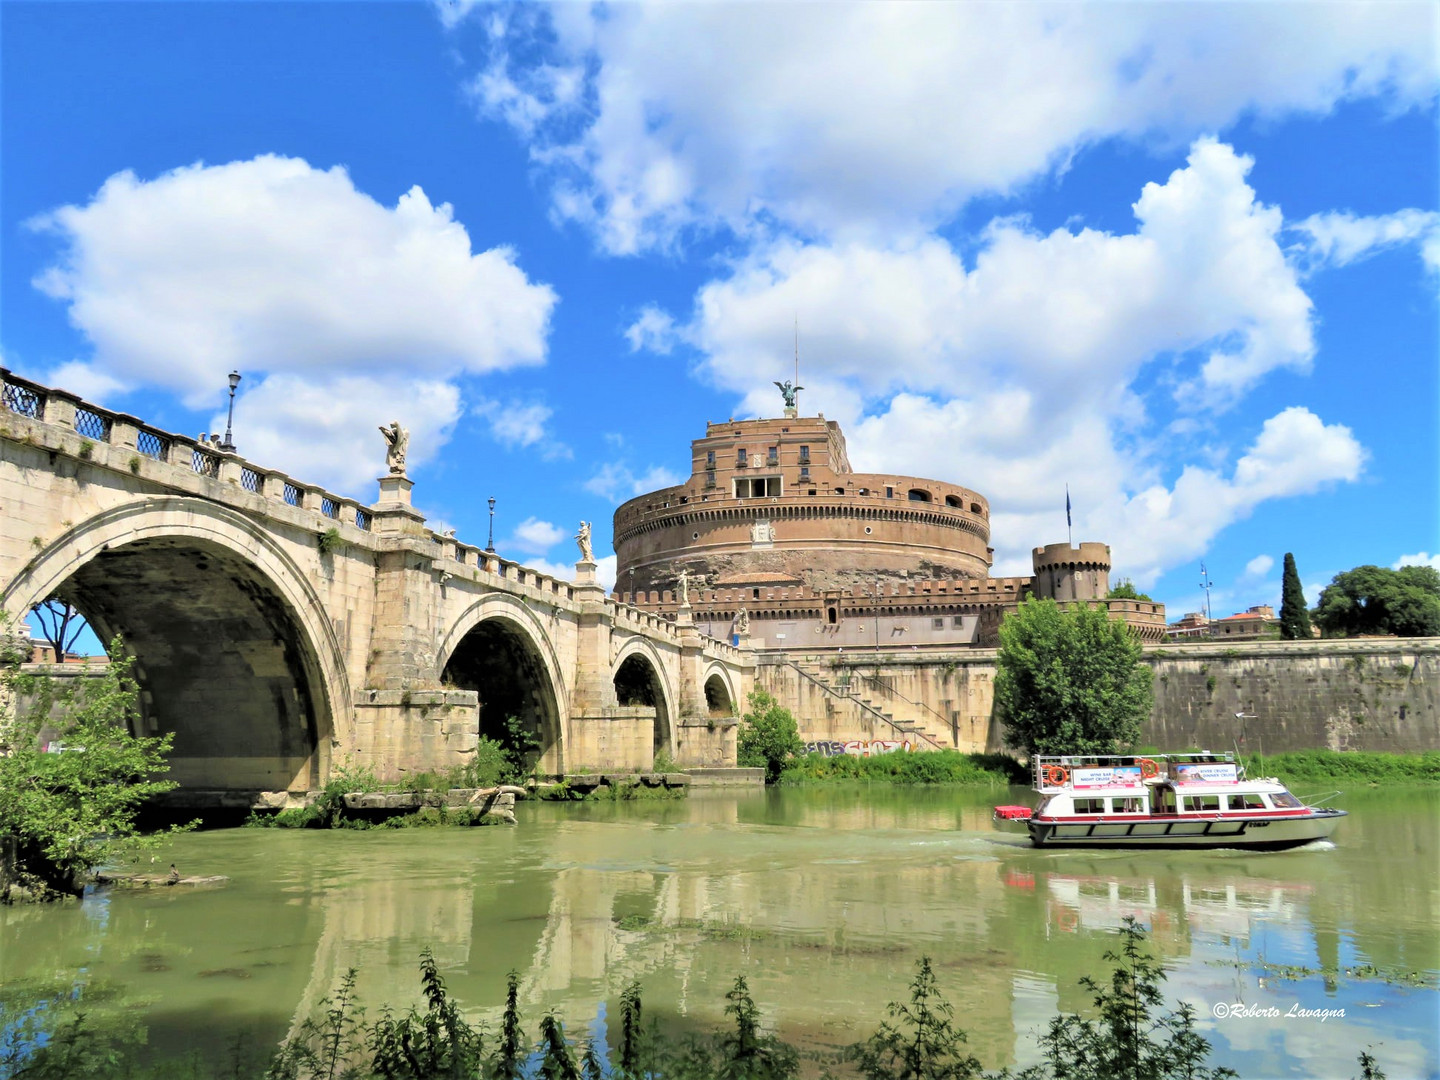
[1030,542,1111,602]
[613,415,992,595]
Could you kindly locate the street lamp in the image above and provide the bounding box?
[1198,562,1213,636]
[486,496,496,552]
[220,370,241,452]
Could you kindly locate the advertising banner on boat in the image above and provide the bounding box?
[1173,763,1239,784]
[1071,765,1143,789]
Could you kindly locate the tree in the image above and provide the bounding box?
[1106,579,1152,602]
[1278,553,1312,640]
[995,597,1153,758]
[1313,564,1440,638]
[28,598,88,661]
[736,688,803,783]
[0,627,179,900]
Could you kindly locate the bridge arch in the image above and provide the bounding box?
[439,595,568,775]
[612,638,676,757]
[702,663,739,717]
[1,498,350,791]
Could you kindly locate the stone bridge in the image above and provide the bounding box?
[1,368,751,793]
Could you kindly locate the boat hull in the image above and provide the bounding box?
[1027,810,1345,851]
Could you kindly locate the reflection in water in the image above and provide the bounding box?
[0,788,1434,1078]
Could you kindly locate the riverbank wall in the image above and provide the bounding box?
[755,637,1440,754]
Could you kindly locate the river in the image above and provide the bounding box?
[2,786,1436,1079]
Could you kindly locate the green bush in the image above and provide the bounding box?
[1242,749,1440,786]
[736,689,803,783]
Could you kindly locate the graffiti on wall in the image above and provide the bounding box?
[804,739,916,758]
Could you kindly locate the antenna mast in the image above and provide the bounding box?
[794,314,799,409]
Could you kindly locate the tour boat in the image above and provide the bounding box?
[993,753,1345,851]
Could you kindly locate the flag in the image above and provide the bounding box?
[1065,485,1072,530]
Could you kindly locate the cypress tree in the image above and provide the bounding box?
[1279,552,1312,640]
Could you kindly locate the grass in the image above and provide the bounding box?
[1241,749,1440,786]
[780,749,1026,786]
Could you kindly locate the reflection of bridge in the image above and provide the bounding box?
[1,369,750,791]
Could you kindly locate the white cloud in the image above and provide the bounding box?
[584,461,682,502]
[465,3,1437,252]
[472,397,569,457]
[849,400,1364,586]
[509,516,566,554]
[1244,554,1275,578]
[624,305,676,354]
[29,155,556,494]
[210,373,463,494]
[1294,208,1440,275]
[1394,551,1440,570]
[665,140,1313,412]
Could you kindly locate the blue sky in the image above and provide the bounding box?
[3,1,1437,648]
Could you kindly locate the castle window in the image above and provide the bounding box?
[970,502,981,514]
[706,450,716,466]
[799,445,810,464]
[952,616,964,628]
[753,588,761,599]
[885,486,894,499]
[800,466,810,479]
[945,495,962,508]
[859,488,869,496]
[828,607,838,624]
[737,448,748,467]
[767,446,778,465]
[908,489,931,502]
[705,469,716,488]
[834,487,845,495]
[932,618,945,629]
[735,476,782,498]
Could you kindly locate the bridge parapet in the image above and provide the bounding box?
[1,367,377,537]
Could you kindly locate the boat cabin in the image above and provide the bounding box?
[1031,753,1305,819]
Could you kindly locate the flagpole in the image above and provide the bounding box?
[1066,484,1072,547]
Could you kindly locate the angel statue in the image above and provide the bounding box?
[378,421,409,476]
[774,380,803,409]
[735,607,750,635]
[676,567,690,605]
[575,520,594,562]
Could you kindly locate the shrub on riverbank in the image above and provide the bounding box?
[1241,749,1440,786]
[781,749,1027,785]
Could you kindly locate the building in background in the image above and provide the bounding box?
[612,405,1165,650]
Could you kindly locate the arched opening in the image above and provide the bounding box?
[827,606,838,625]
[613,652,671,757]
[907,488,931,503]
[704,673,734,718]
[442,617,562,775]
[945,495,962,508]
[970,502,982,514]
[44,537,328,791]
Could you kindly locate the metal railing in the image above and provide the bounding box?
[74,407,111,441]
[136,429,170,460]
[1,381,43,418]
[782,659,944,750]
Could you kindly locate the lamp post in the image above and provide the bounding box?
[486,496,496,552]
[220,371,241,452]
[1198,562,1214,637]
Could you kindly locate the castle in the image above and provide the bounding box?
[612,403,1166,651]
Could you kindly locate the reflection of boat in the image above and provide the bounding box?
[998,754,1345,850]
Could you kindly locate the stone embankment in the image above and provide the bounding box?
[757,636,1440,754]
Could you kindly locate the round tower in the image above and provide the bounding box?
[1031,542,1111,602]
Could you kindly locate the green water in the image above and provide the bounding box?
[2,786,1437,1078]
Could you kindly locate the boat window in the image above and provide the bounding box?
[1271,790,1303,808]
[1183,795,1221,812]
[1112,797,1145,814]
[1150,788,1173,814]
[1073,797,1106,815]
[1228,794,1266,811]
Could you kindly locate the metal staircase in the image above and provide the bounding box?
[783,658,947,750]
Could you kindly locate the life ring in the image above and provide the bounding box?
[1056,907,1079,932]
[1138,758,1159,780]
[1043,764,1069,786]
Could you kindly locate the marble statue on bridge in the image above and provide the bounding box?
[379,421,409,476]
